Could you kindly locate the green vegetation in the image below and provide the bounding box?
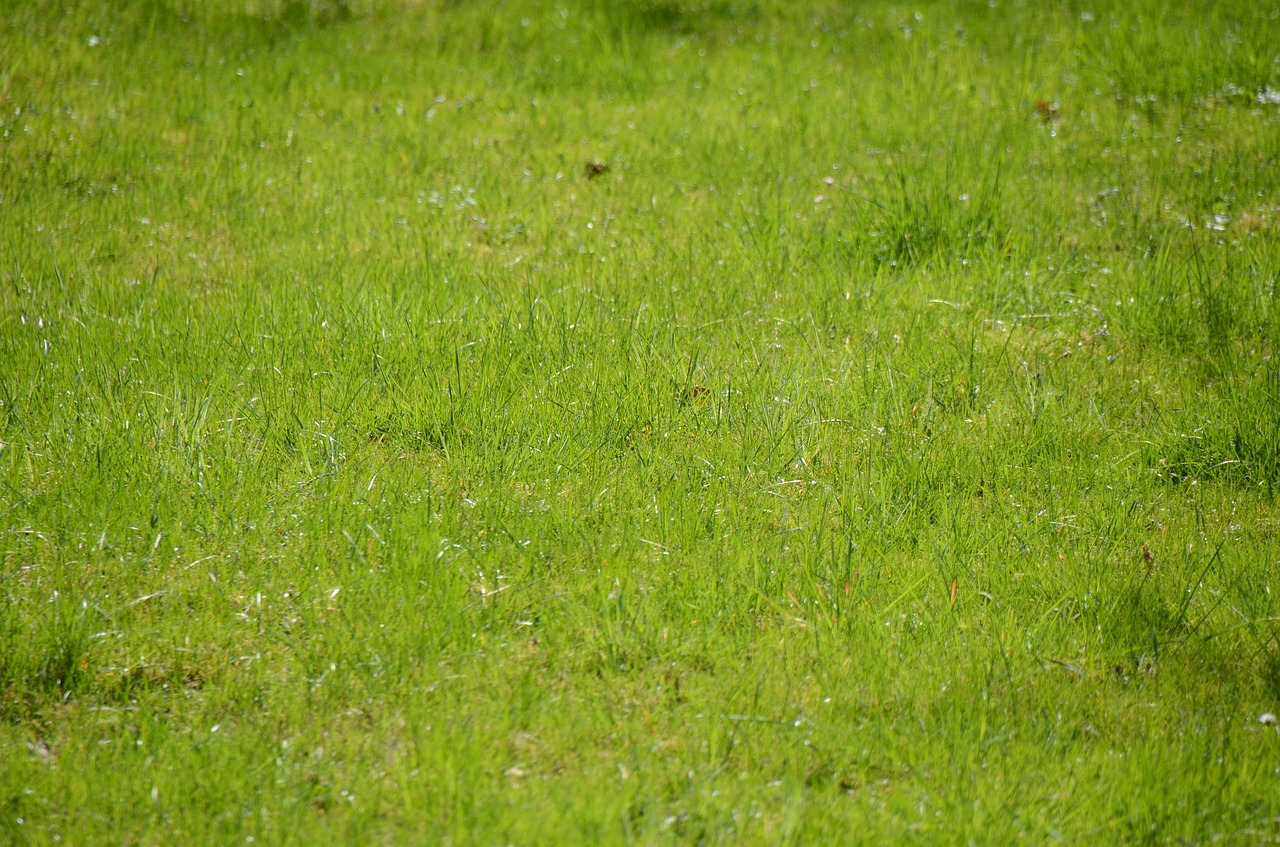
[2,0,1280,842]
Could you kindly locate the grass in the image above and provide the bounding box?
[2,0,1280,842]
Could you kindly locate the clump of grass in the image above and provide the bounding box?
[0,588,96,707]
[850,159,1005,266]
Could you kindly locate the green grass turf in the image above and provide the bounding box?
[3,0,1280,842]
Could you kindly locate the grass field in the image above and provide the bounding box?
[3,0,1280,842]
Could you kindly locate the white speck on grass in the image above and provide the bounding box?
[1261,712,1277,725]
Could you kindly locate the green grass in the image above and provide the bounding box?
[3,0,1280,842]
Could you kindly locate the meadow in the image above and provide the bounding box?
[2,0,1280,842]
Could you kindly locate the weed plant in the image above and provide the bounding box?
[2,0,1280,843]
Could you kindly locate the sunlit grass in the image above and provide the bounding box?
[2,0,1280,843]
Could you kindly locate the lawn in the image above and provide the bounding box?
[2,0,1280,842]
